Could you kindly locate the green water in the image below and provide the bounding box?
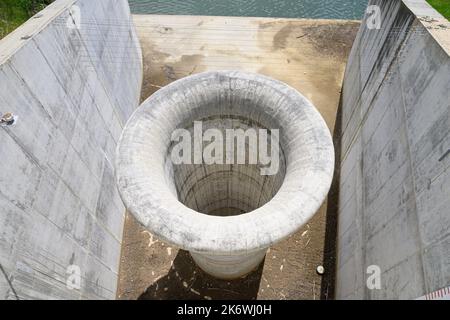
[129,0,369,20]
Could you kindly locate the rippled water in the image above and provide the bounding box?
[129,0,368,20]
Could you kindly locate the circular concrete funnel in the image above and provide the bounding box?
[116,71,334,279]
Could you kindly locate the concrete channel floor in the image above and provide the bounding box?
[117,15,359,300]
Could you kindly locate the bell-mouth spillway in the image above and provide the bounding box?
[116,71,335,279]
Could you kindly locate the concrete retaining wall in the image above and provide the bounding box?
[337,0,449,299]
[0,0,142,299]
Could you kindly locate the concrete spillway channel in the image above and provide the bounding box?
[2,0,448,301]
[116,71,334,279]
[0,0,358,299]
[118,14,358,300]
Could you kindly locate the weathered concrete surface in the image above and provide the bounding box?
[0,0,142,299]
[336,0,450,299]
[118,15,359,299]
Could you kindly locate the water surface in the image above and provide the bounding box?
[129,0,368,20]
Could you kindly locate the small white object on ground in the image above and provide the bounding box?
[316,265,325,275]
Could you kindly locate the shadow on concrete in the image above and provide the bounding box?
[320,91,343,300]
[138,250,264,300]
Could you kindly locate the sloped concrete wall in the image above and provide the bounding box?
[0,0,142,299]
[337,0,449,299]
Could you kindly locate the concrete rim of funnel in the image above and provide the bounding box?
[116,70,334,255]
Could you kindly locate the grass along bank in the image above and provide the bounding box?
[427,0,450,20]
[0,0,53,39]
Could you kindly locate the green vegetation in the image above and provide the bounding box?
[0,0,53,39]
[427,0,450,20]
